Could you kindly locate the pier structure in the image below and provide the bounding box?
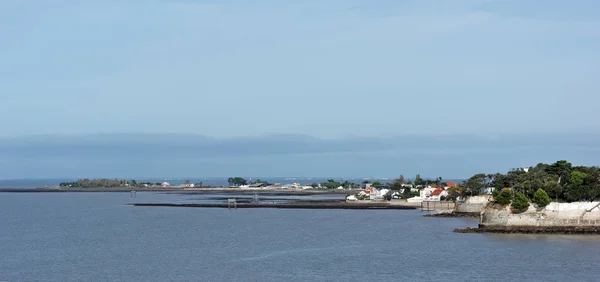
[227,198,237,209]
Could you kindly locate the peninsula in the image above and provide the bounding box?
[452,160,600,234]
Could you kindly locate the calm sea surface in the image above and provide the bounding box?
[1,192,600,282]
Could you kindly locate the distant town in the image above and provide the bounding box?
[57,159,600,205]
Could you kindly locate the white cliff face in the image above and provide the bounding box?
[455,195,493,213]
[481,202,600,227]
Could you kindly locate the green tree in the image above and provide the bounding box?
[511,192,530,210]
[321,179,341,189]
[390,175,405,191]
[462,173,487,196]
[228,177,247,186]
[414,174,424,186]
[532,188,551,208]
[494,190,512,206]
[569,171,587,186]
[546,160,572,185]
[402,186,412,198]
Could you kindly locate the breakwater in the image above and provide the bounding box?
[131,202,418,210]
[455,225,600,235]
[424,212,479,218]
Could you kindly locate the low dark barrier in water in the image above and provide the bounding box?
[130,202,418,210]
[454,225,600,235]
[424,212,479,218]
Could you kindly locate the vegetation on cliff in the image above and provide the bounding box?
[465,160,600,202]
[493,190,512,205]
[532,188,552,207]
[511,192,531,210]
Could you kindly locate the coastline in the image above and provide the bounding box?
[130,201,419,210]
[0,187,360,194]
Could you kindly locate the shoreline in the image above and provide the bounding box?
[130,201,419,210]
[0,187,360,194]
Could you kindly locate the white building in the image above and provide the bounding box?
[480,187,495,195]
[428,188,448,201]
[420,186,438,199]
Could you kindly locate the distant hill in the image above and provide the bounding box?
[0,133,599,179]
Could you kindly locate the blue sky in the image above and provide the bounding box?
[2,0,600,138]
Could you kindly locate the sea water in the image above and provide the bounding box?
[1,192,599,281]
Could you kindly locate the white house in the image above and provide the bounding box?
[428,188,448,201]
[420,186,438,199]
[480,187,495,195]
[160,182,171,187]
[180,183,195,188]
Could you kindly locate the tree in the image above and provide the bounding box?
[398,175,405,184]
[569,171,587,186]
[321,179,341,189]
[462,173,487,196]
[546,160,572,185]
[390,179,404,191]
[434,177,442,187]
[414,174,424,186]
[402,186,412,198]
[532,188,551,208]
[511,192,530,210]
[494,190,512,206]
[228,177,247,186]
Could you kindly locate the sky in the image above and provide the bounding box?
[1,1,600,179]
[1,0,599,138]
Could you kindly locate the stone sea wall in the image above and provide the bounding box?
[481,202,600,228]
[456,195,492,213]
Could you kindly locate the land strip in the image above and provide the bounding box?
[130,201,418,210]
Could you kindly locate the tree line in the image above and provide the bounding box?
[460,160,600,202]
[59,178,149,188]
[59,178,204,188]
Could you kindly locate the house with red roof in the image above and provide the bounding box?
[428,188,448,201]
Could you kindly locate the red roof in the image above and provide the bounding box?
[446,182,456,187]
[502,187,511,191]
[431,188,444,196]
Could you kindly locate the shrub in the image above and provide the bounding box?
[495,190,512,205]
[511,192,530,210]
[492,189,500,199]
[532,188,551,207]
